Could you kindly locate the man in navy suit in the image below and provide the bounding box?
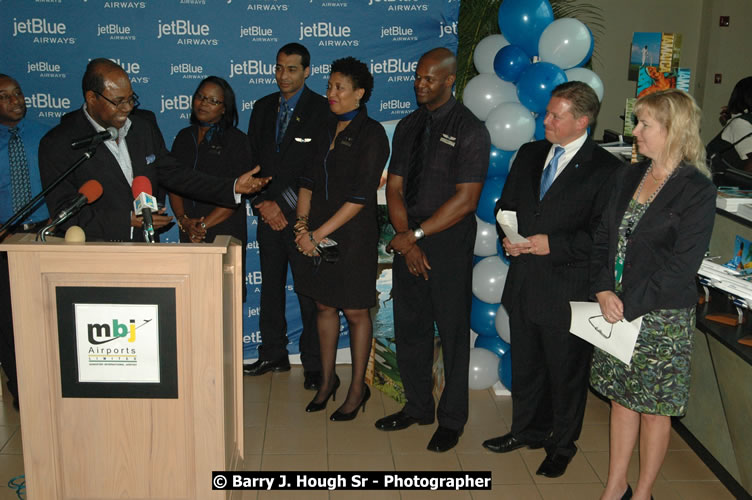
[243,43,327,389]
[39,58,268,242]
[484,82,622,477]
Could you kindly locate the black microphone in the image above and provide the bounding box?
[50,180,103,226]
[71,127,117,149]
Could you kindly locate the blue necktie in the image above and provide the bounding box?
[276,100,290,147]
[540,146,565,200]
[8,128,32,212]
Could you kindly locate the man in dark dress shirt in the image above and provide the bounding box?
[375,48,491,452]
[484,82,622,478]
[39,58,268,243]
[244,43,328,390]
[0,74,50,410]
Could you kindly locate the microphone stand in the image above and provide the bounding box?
[0,145,98,238]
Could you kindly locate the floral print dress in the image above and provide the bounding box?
[590,199,695,416]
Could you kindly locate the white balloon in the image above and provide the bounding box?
[473,34,510,74]
[474,216,498,257]
[485,102,535,151]
[538,18,592,70]
[495,303,511,343]
[463,74,519,121]
[472,256,509,304]
[469,347,501,390]
[565,67,605,102]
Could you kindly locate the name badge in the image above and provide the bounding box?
[295,137,312,143]
[440,133,456,147]
[340,137,353,147]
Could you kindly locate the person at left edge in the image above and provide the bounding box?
[0,74,51,411]
[244,43,328,389]
[39,58,269,242]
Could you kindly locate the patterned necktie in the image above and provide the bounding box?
[8,127,32,212]
[539,146,565,200]
[405,114,432,208]
[276,100,291,146]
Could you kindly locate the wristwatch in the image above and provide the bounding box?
[413,226,425,241]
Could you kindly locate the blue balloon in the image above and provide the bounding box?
[474,335,510,358]
[493,44,531,83]
[476,177,506,224]
[498,0,554,57]
[534,113,546,140]
[516,62,567,114]
[499,351,512,389]
[496,239,510,265]
[575,26,595,68]
[471,296,499,337]
[488,146,514,179]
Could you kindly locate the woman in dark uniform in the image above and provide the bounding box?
[169,76,251,246]
[295,57,389,421]
[590,89,715,500]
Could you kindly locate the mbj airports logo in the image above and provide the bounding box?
[298,22,359,47]
[12,18,76,44]
[367,0,428,12]
[157,19,218,46]
[74,303,160,383]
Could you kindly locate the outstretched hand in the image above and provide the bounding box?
[236,165,271,194]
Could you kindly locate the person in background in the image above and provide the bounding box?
[591,89,715,500]
[0,74,50,410]
[707,76,752,174]
[294,56,389,421]
[244,43,328,389]
[169,76,250,250]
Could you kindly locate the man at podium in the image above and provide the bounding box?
[39,58,269,242]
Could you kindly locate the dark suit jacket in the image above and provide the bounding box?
[39,109,236,242]
[247,85,329,222]
[590,160,716,320]
[496,138,623,328]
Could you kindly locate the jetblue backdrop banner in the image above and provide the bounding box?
[2,0,459,361]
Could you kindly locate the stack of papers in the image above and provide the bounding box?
[716,189,752,212]
[697,259,752,307]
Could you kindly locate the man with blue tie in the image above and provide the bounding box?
[0,74,51,410]
[485,82,622,477]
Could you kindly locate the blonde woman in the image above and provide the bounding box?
[590,89,715,500]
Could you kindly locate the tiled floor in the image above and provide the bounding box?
[0,366,738,499]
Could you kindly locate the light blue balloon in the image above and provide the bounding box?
[471,296,499,337]
[516,62,567,114]
[498,0,554,57]
[499,351,512,389]
[474,335,510,358]
[488,146,514,179]
[476,177,506,224]
[575,26,595,68]
[534,113,546,140]
[493,44,531,83]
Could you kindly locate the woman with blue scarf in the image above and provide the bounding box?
[294,57,389,421]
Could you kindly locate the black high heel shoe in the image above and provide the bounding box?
[305,375,340,413]
[330,385,371,421]
[621,484,632,500]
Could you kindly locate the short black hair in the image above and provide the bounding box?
[190,76,238,130]
[728,76,752,115]
[81,58,123,98]
[278,43,310,69]
[330,56,374,104]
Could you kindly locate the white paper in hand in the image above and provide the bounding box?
[496,210,529,244]
[569,301,643,365]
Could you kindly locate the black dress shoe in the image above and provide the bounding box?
[621,484,633,500]
[303,371,321,390]
[374,410,434,431]
[482,432,544,453]
[330,386,371,421]
[243,357,290,376]
[536,453,572,478]
[427,426,463,452]
[305,375,340,413]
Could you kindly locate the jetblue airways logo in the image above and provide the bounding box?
[229,60,276,85]
[240,25,278,42]
[97,23,136,40]
[299,22,359,47]
[367,0,428,11]
[160,94,192,113]
[157,19,218,45]
[26,61,66,79]
[380,25,417,41]
[170,63,204,79]
[12,17,76,44]
[439,21,458,38]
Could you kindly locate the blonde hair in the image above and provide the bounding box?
[633,89,710,177]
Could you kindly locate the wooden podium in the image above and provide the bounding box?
[1,234,245,499]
